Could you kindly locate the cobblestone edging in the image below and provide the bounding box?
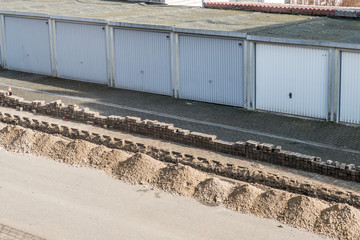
[2,111,360,209]
[0,223,45,240]
[0,91,359,183]
[204,2,360,18]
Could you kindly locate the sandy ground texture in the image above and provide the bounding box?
[0,146,332,240]
[0,123,359,239]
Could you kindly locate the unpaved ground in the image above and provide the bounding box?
[0,123,359,240]
[0,147,330,240]
[1,105,359,195]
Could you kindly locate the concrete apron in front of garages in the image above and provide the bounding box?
[0,69,359,165]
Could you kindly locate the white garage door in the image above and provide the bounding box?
[256,43,329,119]
[5,17,52,75]
[179,35,244,107]
[340,51,360,124]
[113,29,172,96]
[55,22,108,85]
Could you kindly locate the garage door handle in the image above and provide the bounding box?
[289,92,292,99]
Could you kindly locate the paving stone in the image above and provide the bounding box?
[0,70,360,166]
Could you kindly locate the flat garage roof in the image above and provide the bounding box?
[1,0,360,45]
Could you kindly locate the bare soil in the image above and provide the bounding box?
[0,124,359,239]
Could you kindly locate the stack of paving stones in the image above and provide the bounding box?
[0,91,359,183]
[204,2,360,18]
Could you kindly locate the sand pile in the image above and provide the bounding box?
[1,125,360,239]
[194,177,235,205]
[314,204,360,240]
[30,134,66,156]
[225,184,265,214]
[0,126,36,153]
[156,164,208,196]
[47,140,70,160]
[115,153,166,185]
[0,125,132,171]
[88,145,109,167]
[89,146,131,174]
[281,195,330,229]
[251,189,294,219]
[60,140,94,166]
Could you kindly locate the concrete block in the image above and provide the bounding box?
[125,116,142,123]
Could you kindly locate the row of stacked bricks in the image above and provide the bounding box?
[0,111,275,186]
[245,140,360,182]
[2,111,360,209]
[0,91,359,182]
[0,111,227,175]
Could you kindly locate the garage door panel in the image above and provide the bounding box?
[179,36,244,107]
[55,22,108,85]
[5,17,51,75]
[114,29,172,96]
[340,51,360,124]
[256,43,328,119]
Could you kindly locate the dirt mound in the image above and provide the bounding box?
[30,133,67,156]
[314,204,360,240]
[194,177,235,205]
[156,164,208,196]
[89,146,131,174]
[0,125,23,143]
[115,153,166,185]
[251,189,293,219]
[281,195,330,229]
[0,125,131,172]
[0,125,34,153]
[1,124,360,239]
[47,140,70,160]
[225,184,265,214]
[60,140,94,166]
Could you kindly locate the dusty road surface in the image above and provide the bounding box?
[0,148,331,240]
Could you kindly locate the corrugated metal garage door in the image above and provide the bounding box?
[5,16,51,75]
[178,35,244,107]
[255,43,329,119]
[113,29,172,96]
[55,21,108,85]
[340,51,360,124]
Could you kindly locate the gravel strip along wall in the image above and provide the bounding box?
[0,91,359,184]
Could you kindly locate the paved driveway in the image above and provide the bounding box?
[0,69,359,165]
